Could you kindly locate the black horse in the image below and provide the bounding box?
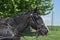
[0,9,48,40]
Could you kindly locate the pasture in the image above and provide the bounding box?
[21,26,60,40]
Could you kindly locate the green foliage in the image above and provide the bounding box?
[0,0,53,18]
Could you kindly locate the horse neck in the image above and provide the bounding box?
[14,14,30,32]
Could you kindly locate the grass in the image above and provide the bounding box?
[21,26,60,40]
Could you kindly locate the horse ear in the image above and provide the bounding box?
[33,7,40,15]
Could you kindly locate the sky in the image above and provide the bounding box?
[41,0,60,26]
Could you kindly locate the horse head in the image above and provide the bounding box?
[29,10,49,35]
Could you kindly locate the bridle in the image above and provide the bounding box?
[30,13,40,40]
[21,11,40,40]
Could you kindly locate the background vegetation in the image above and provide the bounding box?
[0,0,53,18]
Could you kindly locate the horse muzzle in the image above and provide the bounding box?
[37,28,48,36]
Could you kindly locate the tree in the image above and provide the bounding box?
[0,0,53,18]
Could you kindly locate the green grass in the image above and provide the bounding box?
[21,26,60,40]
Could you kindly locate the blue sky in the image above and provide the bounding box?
[41,0,60,26]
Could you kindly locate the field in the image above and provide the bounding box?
[21,26,60,40]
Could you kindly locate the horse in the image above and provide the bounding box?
[0,9,48,40]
